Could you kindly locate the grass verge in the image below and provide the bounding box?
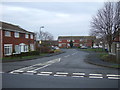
[2,53,47,62]
[79,48,105,52]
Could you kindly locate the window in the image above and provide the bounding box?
[67,40,70,42]
[5,31,11,37]
[59,44,62,47]
[4,44,12,55]
[25,34,29,38]
[30,44,34,51]
[24,45,29,52]
[58,40,62,42]
[15,45,20,54]
[80,39,83,41]
[72,40,74,42]
[80,44,83,46]
[14,32,19,38]
[30,34,33,39]
[67,43,70,46]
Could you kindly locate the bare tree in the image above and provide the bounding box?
[113,1,120,39]
[90,2,120,52]
[35,30,54,41]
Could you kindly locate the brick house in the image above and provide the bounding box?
[111,29,120,55]
[0,21,35,58]
[58,36,96,48]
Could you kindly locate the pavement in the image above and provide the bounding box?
[82,50,120,69]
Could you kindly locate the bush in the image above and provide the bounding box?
[11,51,40,57]
[54,49,61,53]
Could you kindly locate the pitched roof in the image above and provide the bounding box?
[0,21,34,34]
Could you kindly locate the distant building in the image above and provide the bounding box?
[111,28,120,55]
[58,36,96,48]
[0,21,35,58]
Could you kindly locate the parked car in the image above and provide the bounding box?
[49,46,60,53]
[81,46,88,49]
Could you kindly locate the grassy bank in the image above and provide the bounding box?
[80,48,119,64]
[79,48,105,52]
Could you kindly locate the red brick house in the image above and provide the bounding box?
[0,21,35,58]
[111,29,120,55]
[58,36,96,48]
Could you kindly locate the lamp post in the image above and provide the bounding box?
[39,26,44,55]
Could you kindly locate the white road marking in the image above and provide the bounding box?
[10,70,24,74]
[72,53,76,55]
[22,73,34,75]
[9,58,61,73]
[108,77,120,79]
[73,73,85,75]
[0,72,4,74]
[64,55,70,58]
[37,73,50,76]
[72,76,84,78]
[26,70,37,73]
[32,64,52,71]
[89,76,103,79]
[89,74,102,76]
[107,74,120,77]
[54,74,67,77]
[56,72,68,75]
[40,72,52,74]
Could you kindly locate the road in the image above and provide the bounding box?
[2,49,120,88]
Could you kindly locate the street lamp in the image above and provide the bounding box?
[39,26,44,54]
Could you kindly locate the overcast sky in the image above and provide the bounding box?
[1,1,105,40]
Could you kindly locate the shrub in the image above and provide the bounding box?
[54,49,61,53]
[11,51,40,57]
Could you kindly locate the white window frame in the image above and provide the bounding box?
[15,45,20,54]
[67,43,70,46]
[80,39,83,41]
[25,34,29,39]
[5,31,11,37]
[67,40,70,42]
[58,44,62,47]
[58,40,62,42]
[80,44,83,46]
[30,34,33,39]
[24,45,29,52]
[4,44,12,56]
[30,44,34,51]
[14,32,19,38]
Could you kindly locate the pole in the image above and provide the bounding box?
[39,26,44,55]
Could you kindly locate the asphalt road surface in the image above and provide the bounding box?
[2,49,120,88]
